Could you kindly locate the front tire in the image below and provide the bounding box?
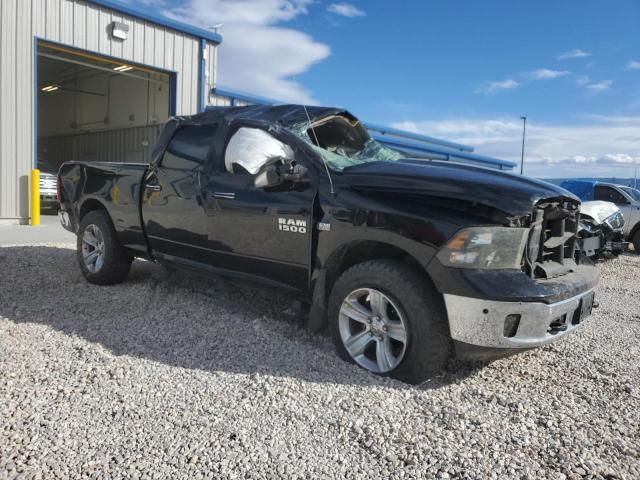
[328,259,452,384]
[77,210,132,285]
[633,230,640,254]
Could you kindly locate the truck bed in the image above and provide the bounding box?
[58,161,150,253]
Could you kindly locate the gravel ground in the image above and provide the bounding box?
[1,244,639,479]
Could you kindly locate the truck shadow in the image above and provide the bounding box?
[0,246,485,389]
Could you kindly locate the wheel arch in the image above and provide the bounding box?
[79,198,110,222]
[308,240,435,332]
[325,241,427,293]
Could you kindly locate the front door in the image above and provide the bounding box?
[200,127,315,290]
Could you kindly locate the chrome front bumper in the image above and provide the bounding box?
[444,289,595,349]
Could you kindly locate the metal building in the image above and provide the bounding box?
[0,0,222,224]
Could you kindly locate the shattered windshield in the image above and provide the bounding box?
[288,114,403,171]
[307,137,404,170]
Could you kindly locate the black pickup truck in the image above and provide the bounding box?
[58,105,599,383]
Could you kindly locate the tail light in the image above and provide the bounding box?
[56,174,63,204]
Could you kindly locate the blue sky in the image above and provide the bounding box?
[298,2,638,121]
[128,0,640,178]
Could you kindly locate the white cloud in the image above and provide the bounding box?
[528,69,570,80]
[475,69,568,95]
[627,60,640,70]
[575,76,613,93]
[475,78,520,94]
[576,75,591,86]
[392,116,640,178]
[586,80,613,92]
[327,3,366,17]
[557,48,591,60]
[158,0,330,103]
[167,0,313,26]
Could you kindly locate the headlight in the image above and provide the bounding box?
[437,227,529,269]
[604,211,624,230]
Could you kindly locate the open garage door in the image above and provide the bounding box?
[36,42,173,182]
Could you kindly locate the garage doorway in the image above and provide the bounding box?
[36,41,174,177]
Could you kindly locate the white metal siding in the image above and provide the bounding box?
[206,43,217,106]
[210,94,254,107]
[0,0,217,221]
[210,96,233,107]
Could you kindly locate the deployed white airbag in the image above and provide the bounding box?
[225,127,294,174]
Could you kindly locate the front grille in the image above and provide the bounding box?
[526,199,580,279]
[40,174,57,190]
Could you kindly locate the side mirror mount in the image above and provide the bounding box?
[254,165,283,189]
[282,164,309,184]
[254,162,310,190]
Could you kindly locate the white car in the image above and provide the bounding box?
[39,172,58,211]
[38,160,59,211]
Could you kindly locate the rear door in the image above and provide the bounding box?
[142,124,217,261]
[200,126,316,290]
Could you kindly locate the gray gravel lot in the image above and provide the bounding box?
[1,244,639,479]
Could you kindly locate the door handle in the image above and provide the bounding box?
[145,183,162,192]
[213,192,236,200]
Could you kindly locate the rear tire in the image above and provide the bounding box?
[633,231,640,254]
[77,210,132,285]
[328,259,452,384]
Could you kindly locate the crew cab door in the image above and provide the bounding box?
[141,124,217,261]
[594,185,633,237]
[200,126,315,290]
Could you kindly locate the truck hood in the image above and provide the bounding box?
[341,159,579,217]
[579,201,620,224]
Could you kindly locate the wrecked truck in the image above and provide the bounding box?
[57,105,599,383]
[562,180,640,253]
[576,201,627,259]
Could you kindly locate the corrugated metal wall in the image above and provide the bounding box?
[0,0,217,222]
[40,124,162,168]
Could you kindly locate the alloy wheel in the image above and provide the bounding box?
[81,224,106,273]
[338,288,408,373]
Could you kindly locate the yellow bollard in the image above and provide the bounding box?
[31,168,40,226]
